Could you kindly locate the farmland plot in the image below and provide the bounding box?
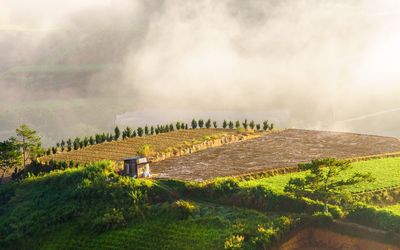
[152,129,400,181]
[43,129,237,164]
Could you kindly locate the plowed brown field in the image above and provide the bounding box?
[152,129,400,181]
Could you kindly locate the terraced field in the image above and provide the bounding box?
[152,129,400,181]
[42,129,237,164]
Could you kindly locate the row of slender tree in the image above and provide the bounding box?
[47,119,274,155]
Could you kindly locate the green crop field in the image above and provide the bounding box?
[239,157,400,193]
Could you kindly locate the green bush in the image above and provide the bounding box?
[347,203,400,232]
[169,200,198,219]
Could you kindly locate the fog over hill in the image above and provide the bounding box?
[1,0,400,145]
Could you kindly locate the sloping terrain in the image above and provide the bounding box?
[152,129,400,181]
[42,129,237,164]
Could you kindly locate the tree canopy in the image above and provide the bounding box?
[15,124,42,169]
[0,137,22,183]
[284,158,374,212]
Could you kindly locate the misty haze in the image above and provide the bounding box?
[1,1,400,250]
[1,0,400,145]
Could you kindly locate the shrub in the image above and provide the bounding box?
[169,200,197,219]
[347,203,400,232]
[137,144,154,157]
[224,235,245,249]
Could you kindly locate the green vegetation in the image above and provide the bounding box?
[383,202,400,215]
[240,157,400,193]
[0,137,21,183]
[284,158,373,212]
[0,161,300,250]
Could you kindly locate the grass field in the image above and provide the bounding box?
[42,129,237,164]
[239,157,400,193]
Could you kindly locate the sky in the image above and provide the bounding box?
[1,0,400,144]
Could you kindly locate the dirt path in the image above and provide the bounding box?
[152,129,400,181]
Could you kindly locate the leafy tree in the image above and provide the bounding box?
[242,119,248,129]
[191,119,198,129]
[155,128,160,135]
[107,133,113,142]
[101,133,107,142]
[83,137,89,147]
[235,120,240,128]
[263,121,269,131]
[228,121,234,129]
[249,121,255,130]
[256,124,261,130]
[213,121,218,128]
[198,119,204,128]
[176,122,181,130]
[122,131,127,140]
[56,143,60,148]
[67,139,72,151]
[223,120,228,129]
[137,127,144,137]
[181,123,186,130]
[46,148,51,155]
[61,140,66,151]
[145,125,149,135]
[132,130,137,137]
[125,127,132,138]
[52,147,57,154]
[185,124,188,130]
[151,126,154,135]
[114,126,121,140]
[284,158,374,213]
[73,138,80,150]
[270,123,274,130]
[0,137,22,183]
[169,124,174,131]
[16,124,42,169]
[89,136,95,145]
[205,119,212,129]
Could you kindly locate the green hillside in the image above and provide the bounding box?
[0,161,297,250]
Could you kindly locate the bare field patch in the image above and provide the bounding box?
[152,129,400,181]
